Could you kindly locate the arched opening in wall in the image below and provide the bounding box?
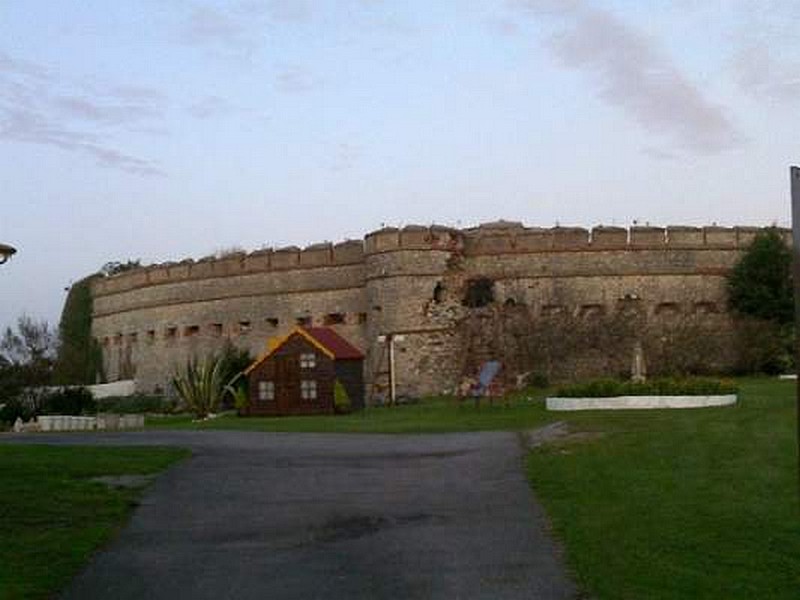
[504,298,517,308]
[324,312,346,326]
[165,327,178,342]
[210,323,223,337]
[694,301,717,315]
[147,330,156,343]
[654,302,682,317]
[541,304,565,318]
[296,316,311,327]
[184,325,200,338]
[578,304,606,318]
[128,332,138,344]
[463,277,495,308]
[238,320,252,335]
[616,294,643,316]
[433,281,444,304]
[266,318,279,328]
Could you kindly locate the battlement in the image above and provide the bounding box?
[91,223,789,297]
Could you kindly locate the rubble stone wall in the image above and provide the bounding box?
[89,223,787,398]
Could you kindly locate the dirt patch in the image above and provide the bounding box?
[518,422,605,451]
[90,474,156,489]
[313,513,445,544]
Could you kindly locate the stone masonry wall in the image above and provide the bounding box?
[89,223,789,398]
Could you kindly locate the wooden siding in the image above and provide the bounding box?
[247,334,336,416]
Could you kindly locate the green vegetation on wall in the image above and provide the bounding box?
[54,276,104,385]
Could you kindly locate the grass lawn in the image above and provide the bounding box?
[527,378,800,599]
[146,390,556,433]
[0,445,189,600]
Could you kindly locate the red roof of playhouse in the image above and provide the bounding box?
[245,327,364,374]
[303,327,364,359]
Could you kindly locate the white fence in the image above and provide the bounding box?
[14,414,144,433]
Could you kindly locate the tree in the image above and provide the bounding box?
[0,316,57,419]
[727,228,793,324]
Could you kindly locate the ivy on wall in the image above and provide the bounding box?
[54,276,105,385]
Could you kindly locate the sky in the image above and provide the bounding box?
[1,0,799,332]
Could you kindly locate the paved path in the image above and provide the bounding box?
[3,430,578,599]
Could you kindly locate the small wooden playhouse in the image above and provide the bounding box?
[244,327,365,416]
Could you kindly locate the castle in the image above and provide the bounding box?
[88,222,783,399]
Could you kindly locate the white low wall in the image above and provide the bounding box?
[36,414,144,432]
[546,395,737,411]
[87,380,137,398]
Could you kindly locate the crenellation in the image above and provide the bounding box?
[734,226,760,247]
[630,226,666,247]
[666,226,703,247]
[333,240,364,264]
[703,226,737,248]
[515,228,554,252]
[590,226,627,248]
[300,243,333,267]
[271,246,301,269]
[553,227,590,249]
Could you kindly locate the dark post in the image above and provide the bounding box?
[791,166,800,497]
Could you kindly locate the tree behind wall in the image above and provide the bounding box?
[727,228,793,324]
[727,228,794,374]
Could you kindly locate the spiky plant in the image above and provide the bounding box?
[171,356,228,419]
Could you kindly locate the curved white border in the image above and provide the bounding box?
[546,394,737,411]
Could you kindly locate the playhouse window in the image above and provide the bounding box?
[258,381,275,401]
[301,380,317,400]
[300,353,316,369]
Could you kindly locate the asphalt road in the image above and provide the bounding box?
[3,430,578,599]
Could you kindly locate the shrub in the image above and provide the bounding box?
[0,398,34,426]
[334,380,351,414]
[95,394,171,414]
[40,387,97,415]
[524,372,550,389]
[172,355,233,419]
[555,377,738,398]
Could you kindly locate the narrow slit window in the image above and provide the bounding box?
[324,312,345,325]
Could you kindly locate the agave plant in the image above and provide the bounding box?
[171,355,229,419]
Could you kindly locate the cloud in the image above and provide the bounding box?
[266,0,311,23]
[733,44,800,102]
[275,65,319,93]
[0,50,50,80]
[0,50,166,176]
[187,95,236,118]
[181,5,252,51]
[511,0,742,154]
[0,107,164,176]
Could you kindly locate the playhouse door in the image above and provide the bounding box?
[275,355,300,413]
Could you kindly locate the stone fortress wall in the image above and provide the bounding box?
[90,222,788,399]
